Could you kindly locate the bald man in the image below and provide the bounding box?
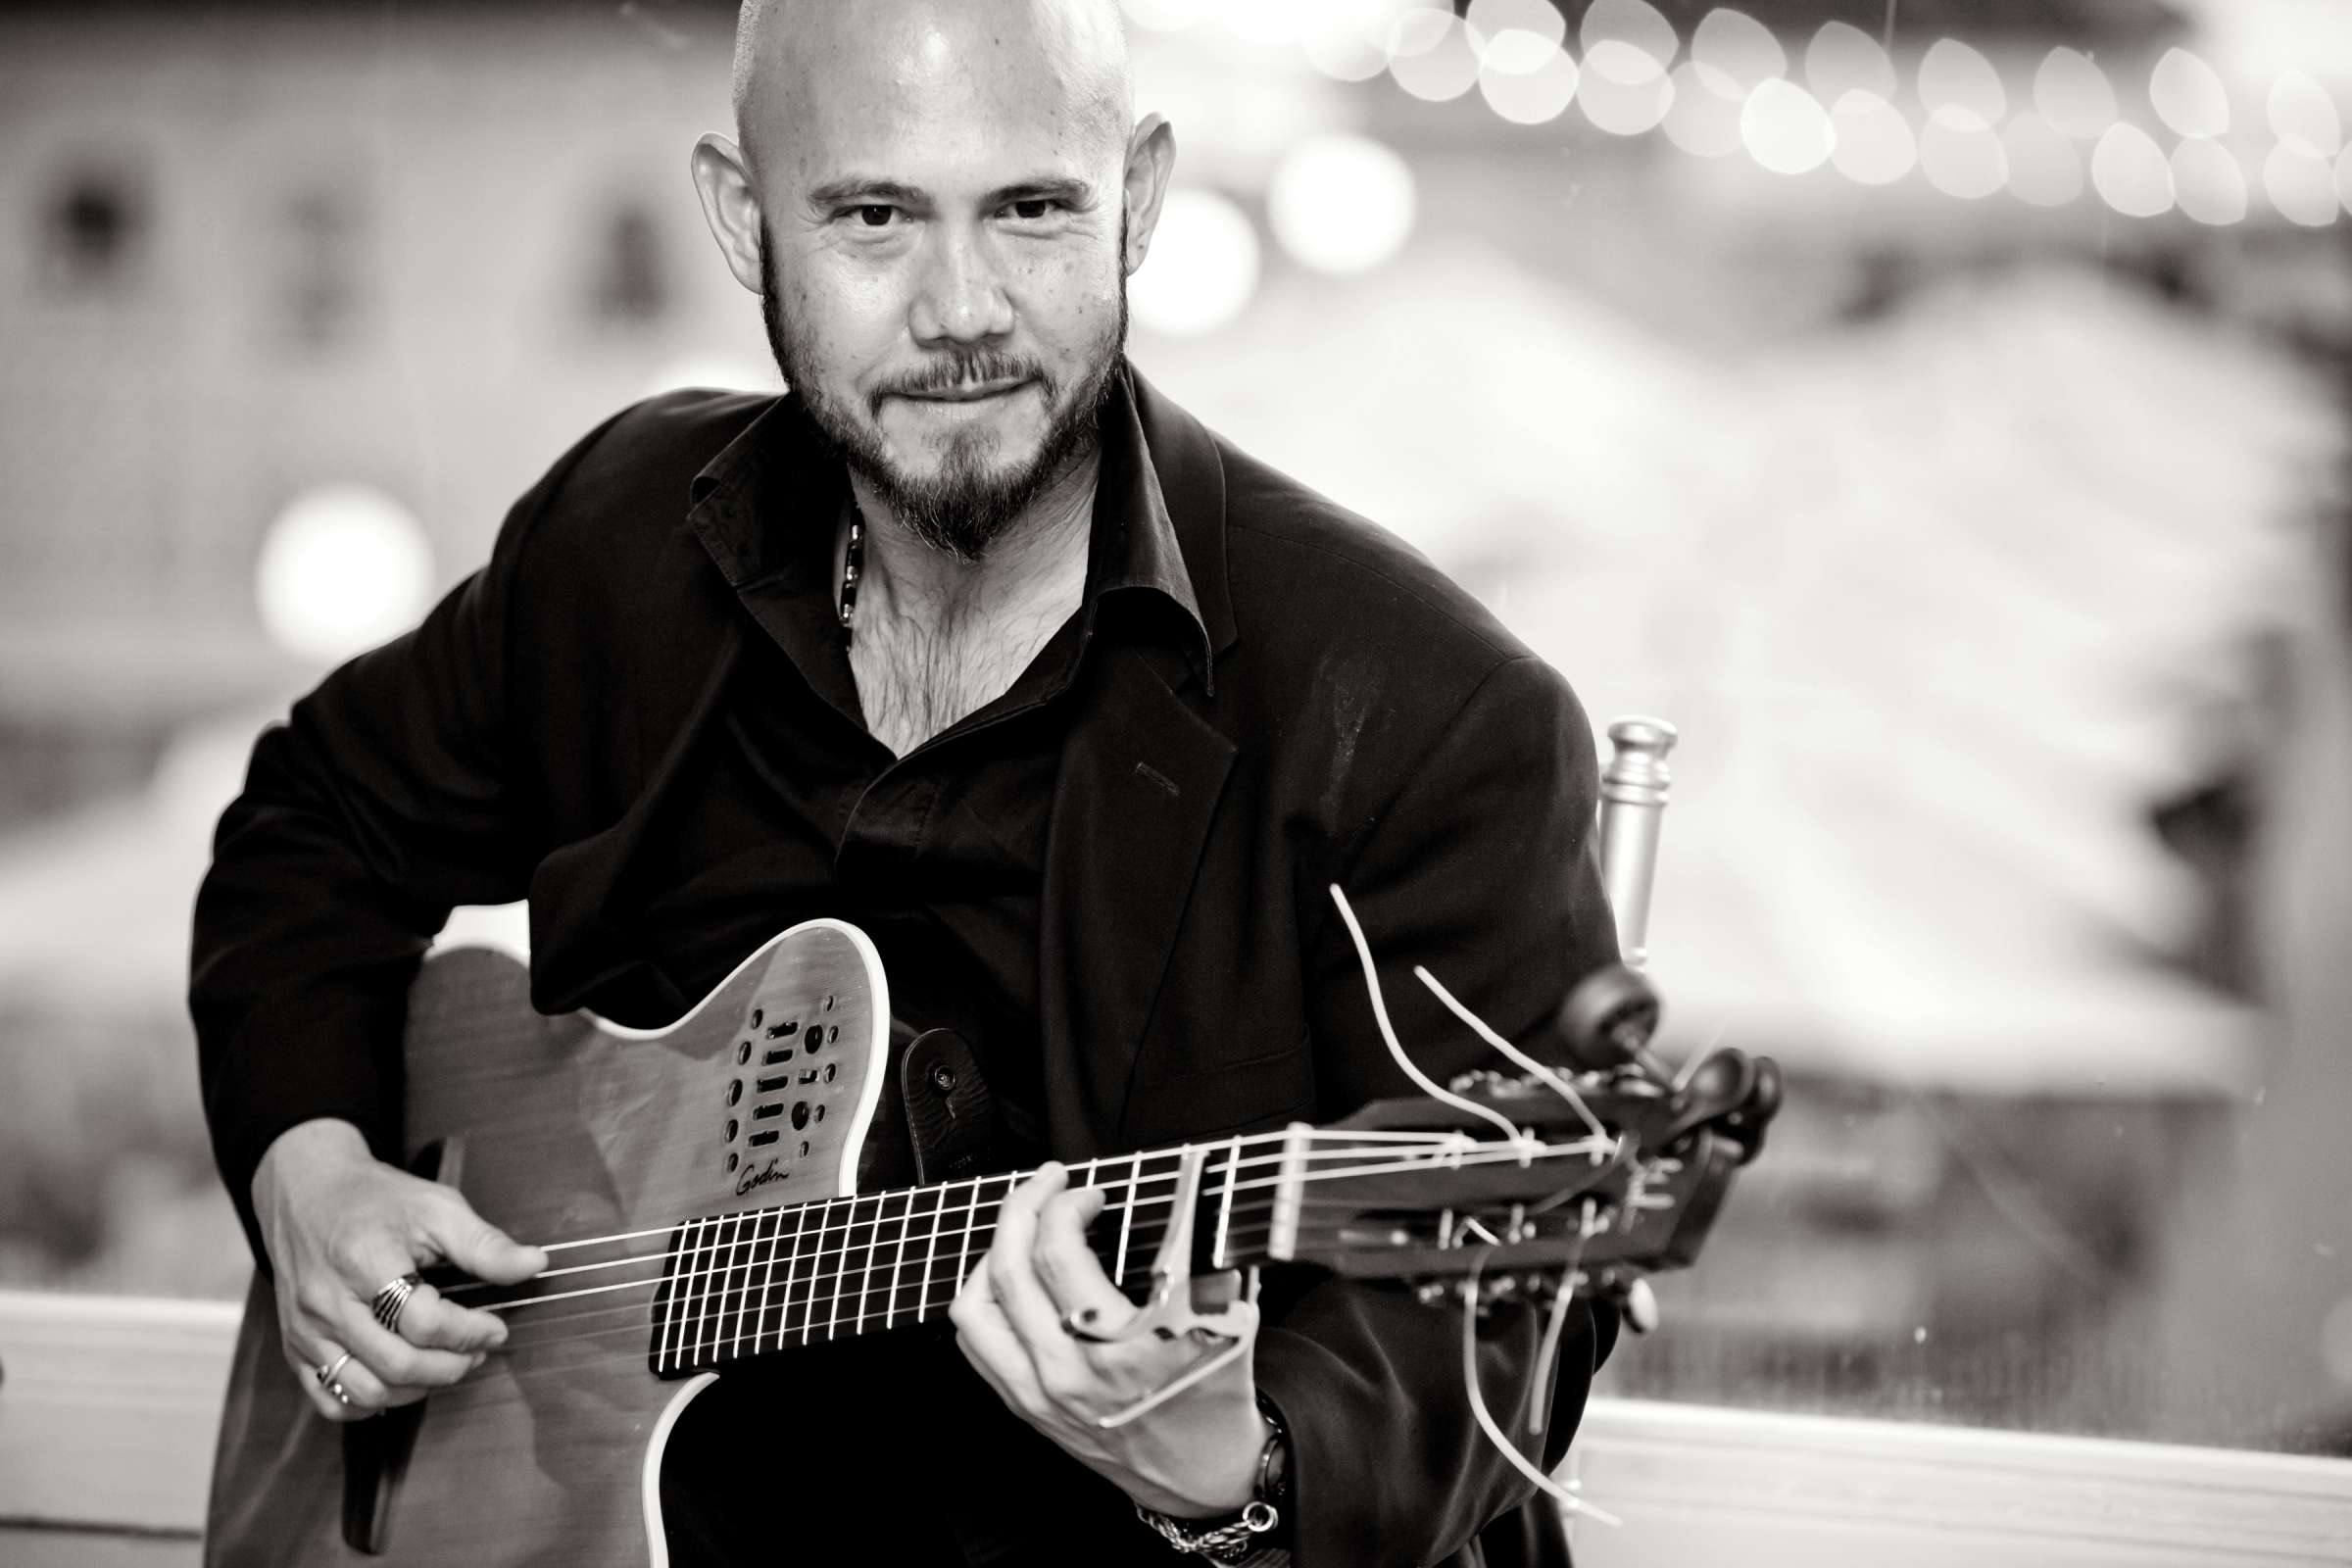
[192,2,1620,1563]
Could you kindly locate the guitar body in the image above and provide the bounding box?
[205,919,894,1566]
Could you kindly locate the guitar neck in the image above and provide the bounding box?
[646,1137,1297,1377]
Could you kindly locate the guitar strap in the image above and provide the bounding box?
[856,1023,1007,1191]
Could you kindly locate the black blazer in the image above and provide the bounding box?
[192,368,1621,1566]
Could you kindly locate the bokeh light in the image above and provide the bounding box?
[1480,36,1582,125]
[1663,61,1746,157]
[1919,107,2007,199]
[2171,138,2248,226]
[1691,8,1783,94]
[1130,187,1260,336]
[2001,113,2082,208]
[2090,123,2175,218]
[1300,0,1398,81]
[255,484,434,664]
[1465,0,1565,53]
[1579,40,1673,136]
[1580,0,1677,72]
[2268,72,2344,160]
[1741,78,1834,176]
[1266,133,1417,274]
[1829,90,1917,186]
[1805,20,1893,105]
[1918,38,2006,126]
[2264,143,2339,227]
[2148,47,2229,140]
[1389,8,1481,101]
[2034,47,2116,139]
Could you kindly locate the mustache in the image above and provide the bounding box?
[869,353,1045,407]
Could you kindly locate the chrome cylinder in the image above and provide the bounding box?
[1597,715,1677,970]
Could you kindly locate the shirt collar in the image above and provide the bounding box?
[685,361,1214,693]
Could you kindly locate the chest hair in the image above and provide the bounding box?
[849,598,1073,759]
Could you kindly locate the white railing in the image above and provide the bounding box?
[4,1289,2348,1565]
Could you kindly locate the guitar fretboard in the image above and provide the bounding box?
[646,1139,1288,1377]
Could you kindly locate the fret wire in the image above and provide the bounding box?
[685,1214,715,1368]
[756,1201,784,1353]
[1214,1135,1241,1270]
[1113,1151,1142,1286]
[915,1181,948,1324]
[725,1209,752,1358]
[781,1196,813,1348]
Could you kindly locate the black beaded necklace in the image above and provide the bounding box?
[838,506,864,645]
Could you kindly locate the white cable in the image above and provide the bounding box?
[1525,1274,1579,1439]
[1460,1268,1621,1528]
[1327,884,1529,1148]
[1413,965,1609,1143]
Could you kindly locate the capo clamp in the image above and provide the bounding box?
[1067,1146,1258,1430]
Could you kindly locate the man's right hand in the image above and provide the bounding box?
[253,1117,547,1423]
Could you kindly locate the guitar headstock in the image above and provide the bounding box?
[1262,1022,1780,1323]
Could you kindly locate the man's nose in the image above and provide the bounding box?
[909,225,1014,346]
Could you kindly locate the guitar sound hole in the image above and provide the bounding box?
[725,1080,742,1105]
[755,1074,790,1094]
[725,1152,739,1173]
[751,1008,763,1028]
[762,1047,793,1066]
[748,1130,780,1149]
[822,1062,836,1084]
[723,1119,738,1142]
[736,1041,751,1066]
[752,1102,783,1121]
[765,1019,799,1040]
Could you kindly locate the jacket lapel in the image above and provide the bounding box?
[1037,641,1236,1156]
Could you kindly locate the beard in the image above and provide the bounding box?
[759,219,1128,563]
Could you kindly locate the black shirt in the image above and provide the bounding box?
[630,404,1211,1151]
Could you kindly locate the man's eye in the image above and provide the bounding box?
[852,205,895,227]
[1007,199,1057,220]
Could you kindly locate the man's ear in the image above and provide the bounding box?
[691,133,765,296]
[1119,113,1178,275]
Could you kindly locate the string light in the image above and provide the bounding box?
[2034,47,2116,140]
[1919,107,2007,200]
[1580,0,1676,72]
[1690,8,1783,94]
[1740,78,1833,176]
[1480,35,1582,125]
[1580,40,1674,136]
[1129,188,1260,336]
[2148,47,2230,140]
[2001,114,2083,208]
[1829,90,1917,186]
[2090,123,2175,219]
[2171,139,2249,226]
[1919,38,2007,126]
[1388,7,1480,101]
[1662,60,1745,157]
[2264,143,2340,227]
[2268,71,2343,159]
[1804,20,1892,105]
[1266,133,1419,272]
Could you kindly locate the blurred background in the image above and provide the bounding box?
[2,0,2349,1461]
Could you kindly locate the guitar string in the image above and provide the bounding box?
[509,1125,1491,1261]
[452,1206,1523,1367]
[495,1139,1520,1286]
[446,1132,1618,1302]
[393,1211,1536,1404]
[464,1142,1640,1362]
[468,1137,1620,1315]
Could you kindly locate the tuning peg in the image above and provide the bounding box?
[1549,963,1672,1084]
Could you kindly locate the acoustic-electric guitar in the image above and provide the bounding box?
[205,916,1776,1564]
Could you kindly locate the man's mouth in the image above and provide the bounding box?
[895,376,1030,405]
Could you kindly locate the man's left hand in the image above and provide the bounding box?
[950,1162,1268,1518]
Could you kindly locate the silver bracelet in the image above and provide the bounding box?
[1133,1498,1280,1561]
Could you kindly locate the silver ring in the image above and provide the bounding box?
[370,1272,422,1336]
[331,1383,352,1406]
[1060,1306,1116,1344]
[315,1349,355,1388]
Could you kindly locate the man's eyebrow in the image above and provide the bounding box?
[985,177,1095,206]
[806,177,925,209]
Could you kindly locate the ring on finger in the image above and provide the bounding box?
[315,1349,356,1389]
[1059,1305,1121,1345]
[370,1272,423,1337]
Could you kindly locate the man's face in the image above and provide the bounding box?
[746,6,1134,560]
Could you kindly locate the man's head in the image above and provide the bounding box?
[692,0,1176,560]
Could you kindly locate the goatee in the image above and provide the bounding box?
[759,220,1126,562]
